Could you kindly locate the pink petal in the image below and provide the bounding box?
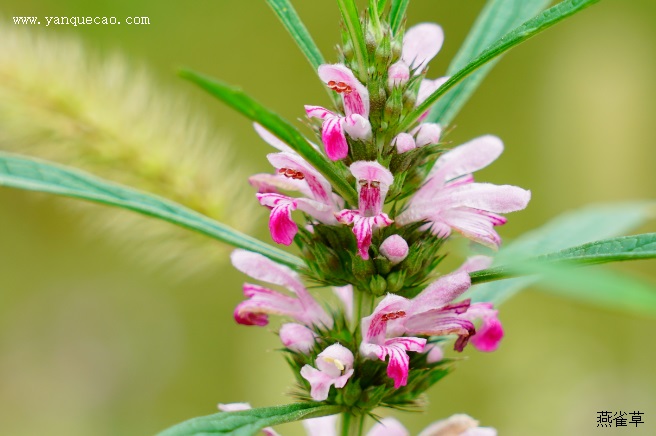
[257,193,298,245]
[442,183,531,213]
[322,117,349,161]
[418,414,484,436]
[254,123,296,153]
[440,208,504,249]
[296,198,339,225]
[352,214,393,259]
[411,271,472,313]
[425,343,444,363]
[218,403,251,412]
[429,135,503,182]
[279,323,317,354]
[402,23,444,72]
[362,294,411,343]
[249,173,312,197]
[368,418,409,436]
[315,343,354,377]
[388,62,411,88]
[417,76,449,107]
[457,255,493,274]
[467,303,503,352]
[333,285,354,322]
[305,105,336,120]
[303,415,339,436]
[318,64,370,117]
[335,209,357,225]
[392,133,416,153]
[300,365,334,401]
[350,161,394,187]
[234,284,304,326]
[267,152,332,203]
[361,337,426,388]
[230,249,304,294]
[343,114,372,140]
[379,234,409,265]
[414,123,442,147]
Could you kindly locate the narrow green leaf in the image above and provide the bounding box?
[265,0,325,71]
[398,0,601,132]
[426,0,551,126]
[180,69,358,206]
[0,152,305,270]
[337,0,369,80]
[467,201,655,305]
[531,266,656,318]
[158,403,343,436]
[389,0,409,35]
[377,0,388,15]
[470,233,656,284]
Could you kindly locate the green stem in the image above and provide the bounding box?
[353,289,375,343]
[341,412,366,436]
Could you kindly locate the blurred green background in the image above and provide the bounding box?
[0,0,655,435]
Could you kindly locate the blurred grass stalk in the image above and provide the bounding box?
[0,24,260,276]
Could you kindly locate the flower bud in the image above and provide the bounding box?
[280,323,317,354]
[425,343,444,363]
[392,133,416,154]
[369,274,387,296]
[387,62,410,89]
[385,270,406,293]
[414,123,442,146]
[380,234,409,264]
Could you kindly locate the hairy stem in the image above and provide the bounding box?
[341,412,366,436]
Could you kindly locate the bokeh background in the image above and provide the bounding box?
[0,0,655,435]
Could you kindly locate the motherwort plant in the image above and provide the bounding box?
[0,0,653,435]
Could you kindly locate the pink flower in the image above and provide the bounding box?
[300,344,355,401]
[360,260,504,386]
[336,161,394,259]
[306,64,371,160]
[231,250,332,328]
[333,285,354,322]
[279,323,317,354]
[397,136,531,249]
[249,124,341,245]
[360,295,427,388]
[388,23,444,87]
[418,414,497,436]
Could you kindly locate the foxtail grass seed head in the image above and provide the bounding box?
[0,25,259,276]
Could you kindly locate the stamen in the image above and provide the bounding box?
[278,167,305,180]
[323,356,346,371]
[327,80,353,95]
[381,310,406,322]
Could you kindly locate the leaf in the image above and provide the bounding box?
[470,233,656,284]
[157,403,343,436]
[398,0,601,132]
[180,69,358,206]
[389,0,409,35]
[337,0,369,80]
[0,152,306,270]
[467,201,655,305]
[265,0,325,71]
[425,0,551,126]
[530,266,656,318]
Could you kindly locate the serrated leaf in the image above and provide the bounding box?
[399,0,601,132]
[467,201,655,305]
[426,0,551,126]
[265,0,325,71]
[470,233,656,284]
[0,152,305,270]
[389,0,409,35]
[180,69,358,206]
[158,403,342,436]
